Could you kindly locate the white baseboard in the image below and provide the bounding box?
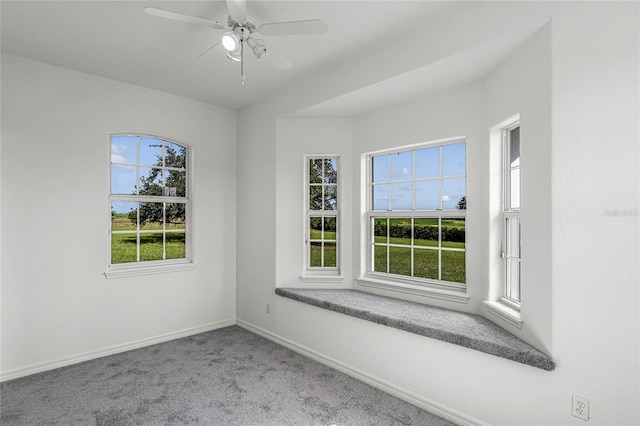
[237,319,487,426]
[0,319,236,382]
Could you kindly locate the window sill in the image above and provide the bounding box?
[357,276,469,304]
[275,287,555,371]
[300,274,344,284]
[483,300,522,329]
[105,261,196,279]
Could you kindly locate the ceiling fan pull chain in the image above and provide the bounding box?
[240,28,245,85]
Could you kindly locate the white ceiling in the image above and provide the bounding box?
[1,1,467,110]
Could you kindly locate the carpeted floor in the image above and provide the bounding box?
[1,325,455,425]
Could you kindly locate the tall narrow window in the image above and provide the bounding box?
[305,156,339,275]
[366,140,466,288]
[503,124,521,303]
[109,134,190,272]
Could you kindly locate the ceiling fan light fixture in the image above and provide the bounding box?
[221,32,239,51]
[247,37,266,59]
[226,46,242,62]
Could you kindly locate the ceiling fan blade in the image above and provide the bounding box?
[257,19,327,36]
[197,41,221,59]
[143,7,228,30]
[226,0,247,23]
[262,40,294,70]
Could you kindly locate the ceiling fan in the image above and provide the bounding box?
[144,0,328,84]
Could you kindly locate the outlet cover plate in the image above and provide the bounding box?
[572,394,590,421]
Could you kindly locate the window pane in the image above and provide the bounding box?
[309,217,322,240]
[442,251,465,283]
[391,151,412,181]
[415,147,439,179]
[166,203,186,229]
[510,127,520,168]
[414,218,438,247]
[309,242,322,267]
[323,217,336,240]
[510,168,520,209]
[414,248,438,280]
[112,201,137,228]
[507,217,520,258]
[309,186,323,210]
[372,155,389,183]
[442,218,465,249]
[111,233,137,264]
[373,218,388,243]
[442,178,466,210]
[323,159,338,184]
[111,135,137,164]
[390,182,412,210]
[139,202,163,230]
[324,242,337,267]
[165,141,186,169]
[324,185,337,210]
[165,169,186,197]
[140,136,163,167]
[111,164,137,195]
[309,159,322,184]
[166,232,186,260]
[389,218,411,245]
[442,142,466,177]
[373,245,388,272]
[507,259,520,301]
[373,184,389,211]
[139,167,163,196]
[415,180,440,210]
[389,246,411,276]
[140,232,164,261]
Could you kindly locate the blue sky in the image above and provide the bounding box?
[110,135,174,213]
[372,142,466,211]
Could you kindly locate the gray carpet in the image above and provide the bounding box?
[1,326,455,425]
[276,288,555,371]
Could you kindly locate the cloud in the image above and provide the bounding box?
[111,143,132,164]
[111,153,128,163]
[442,195,451,201]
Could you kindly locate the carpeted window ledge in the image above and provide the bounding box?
[275,288,555,371]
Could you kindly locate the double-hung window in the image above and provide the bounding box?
[108,134,191,276]
[304,156,339,277]
[502,123,521,304]
[366,140,466,289]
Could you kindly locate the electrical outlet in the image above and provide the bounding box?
[572,394,589,421]
[265,302,271,315]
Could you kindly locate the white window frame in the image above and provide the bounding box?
[502,122,521,305]
[301,155,342,283]
[483,118,522,328]
[358,138,468,301]
[106,133,194,279]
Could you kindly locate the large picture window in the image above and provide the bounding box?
[109,134,190,271]
[305,156,339,275]
[367,140,466,288]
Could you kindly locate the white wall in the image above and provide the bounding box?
[481,24,552,353]
[0,54,237,379]
[275,118,353,288]
[237,2,639,425]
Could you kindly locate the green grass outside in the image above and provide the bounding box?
[373,239,466,283]
[111,231,186,264]
[309,242,336,268]
[309,230,337,240]
[375,236,464,249]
